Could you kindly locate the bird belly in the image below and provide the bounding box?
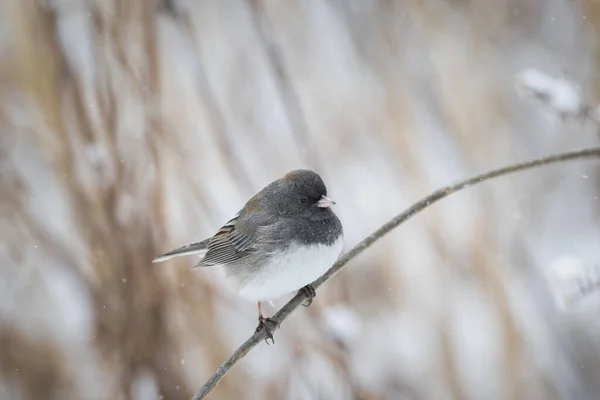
[233,236,344,302]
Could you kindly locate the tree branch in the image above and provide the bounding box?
[192,146,600,400]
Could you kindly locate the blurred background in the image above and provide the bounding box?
[2,0,600,399]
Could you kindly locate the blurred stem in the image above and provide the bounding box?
[192,145,600,400]
[248,0,323,169]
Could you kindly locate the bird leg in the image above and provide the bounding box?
[255,301,277,344]
[299,284,316,307]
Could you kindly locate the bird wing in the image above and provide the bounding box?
[200,197,279,266]
[200,215,254,266]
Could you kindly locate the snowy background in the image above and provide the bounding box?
[2,0,600,399]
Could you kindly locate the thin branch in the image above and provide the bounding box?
[192,146,600,400]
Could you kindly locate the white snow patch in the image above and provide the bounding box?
[321,305,362,344]
[545,255,600,310]
[131,368,159,400]
[515,69,582,118]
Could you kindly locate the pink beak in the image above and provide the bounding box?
[317,195,336,208]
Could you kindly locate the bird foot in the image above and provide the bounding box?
[300,284,316,307]
[255,315,278,344]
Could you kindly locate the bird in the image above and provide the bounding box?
[153,169,344,342]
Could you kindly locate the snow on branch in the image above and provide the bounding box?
[546,256,600,310]
[515,68,585,119]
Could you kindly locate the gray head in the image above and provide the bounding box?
[264,169,336,218]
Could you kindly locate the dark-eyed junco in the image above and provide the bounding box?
[153,169,344,341]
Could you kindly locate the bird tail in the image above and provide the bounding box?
[152,239,209,263]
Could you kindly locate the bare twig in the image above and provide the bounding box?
[192,146,600,400]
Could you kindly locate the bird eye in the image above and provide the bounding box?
[299,197,308,204]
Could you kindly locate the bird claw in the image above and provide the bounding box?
[255,315,278,344]
[300,284,316,307]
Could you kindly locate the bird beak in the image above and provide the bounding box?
[317,195,336,208]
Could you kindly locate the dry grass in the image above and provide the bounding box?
[1,0,600,399]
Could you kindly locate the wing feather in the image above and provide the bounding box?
[200,194,281,266]
[201,215,256,266]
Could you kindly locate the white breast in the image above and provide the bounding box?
[235,237,344,302]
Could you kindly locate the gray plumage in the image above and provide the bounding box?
[153,169,344,303]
